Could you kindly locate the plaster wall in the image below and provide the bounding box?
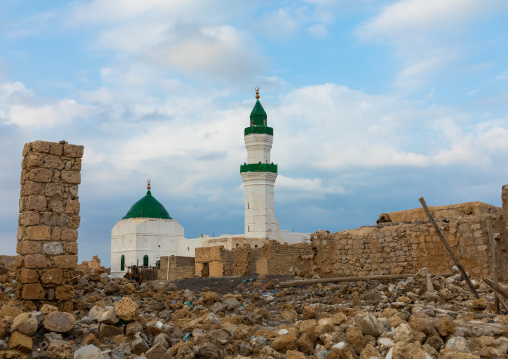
[245,134,272,164]
[111,218,184,276]
[241,171,279,239]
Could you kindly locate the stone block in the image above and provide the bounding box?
[25,154,44,168]
[29,168,53,183]
[8,331,32,352]
[26,195,47,211]
[48,199,64,213]
[63,144,84,158]
[41,268,63,284]
[61,228,78,242]
[65,200,80,214]
[25,225,51,240]
[45,183,64,197]
[49,143,63,156]
[61,171,81,184]
[51,226,61,240]
[21,181,43,196]
[23,212,40,226]
[64,242,78,255]
[67,215,81,229]
[21,283,46,300]
[52,169,61,182]
[41,212,67,226]
[43,155,64,169]
[24,254,48,268]
[17,241,42,255]
[52,255,77,269]
[72,159,82,171]
[55,285,74,300]
[16,227,24,240]
[43,242,63,255]
[31,141,50,153]
[22,143,31,156]
[19,268,39,283]
[43,311,75,333]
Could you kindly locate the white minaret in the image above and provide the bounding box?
[240,88,280,240]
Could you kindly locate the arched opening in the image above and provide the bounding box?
[143,255,149,267]
[121,255,125,271]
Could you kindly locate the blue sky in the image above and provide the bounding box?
[1,0,508,266]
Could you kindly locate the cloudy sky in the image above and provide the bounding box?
[1,0,508,266]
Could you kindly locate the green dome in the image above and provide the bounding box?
[122,190,172,220]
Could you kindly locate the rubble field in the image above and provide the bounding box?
[0,267,507,359]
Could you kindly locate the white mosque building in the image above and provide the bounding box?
[110,90,310,277]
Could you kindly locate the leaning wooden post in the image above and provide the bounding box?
[419,197,480,299]
[487,219,500,313]
[483,278,508,312]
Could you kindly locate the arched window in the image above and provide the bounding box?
[143,255,149,267]
[121,255,125,271]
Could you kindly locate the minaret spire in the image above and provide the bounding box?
[240,90,280,240]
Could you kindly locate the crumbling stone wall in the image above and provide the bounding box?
[233,245,251,276]
[256,240,314,276]
[308,201,508,280]
[195,245,262,277]
[16,140,83,311]
[158,256,195,280]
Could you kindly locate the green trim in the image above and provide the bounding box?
[244,126,273,136]
[121,255,125,271]
[240,162,278,174]
[122,190,172,220]
[143,255,149,267]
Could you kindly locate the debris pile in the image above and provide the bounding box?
[0,268,507,358]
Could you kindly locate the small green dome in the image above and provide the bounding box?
[122,190,172,220]
[250,99,267,126]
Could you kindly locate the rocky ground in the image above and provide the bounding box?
[0,268,507,359]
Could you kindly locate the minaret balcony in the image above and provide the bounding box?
[244,126,273,136]
[240,162,278,174]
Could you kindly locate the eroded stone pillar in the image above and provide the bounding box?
[16,140,83,311]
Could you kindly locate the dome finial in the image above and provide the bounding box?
[147,179,151,190]
[255,86,260,100]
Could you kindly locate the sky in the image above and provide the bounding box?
[1,0,508,267]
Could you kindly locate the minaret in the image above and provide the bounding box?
[240,88,280,240]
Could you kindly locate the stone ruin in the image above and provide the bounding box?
[15,140,83,311]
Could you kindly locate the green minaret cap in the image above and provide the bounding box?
[122,180,172,220]
[249,87,267,126]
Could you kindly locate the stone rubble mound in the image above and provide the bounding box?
[0,268,507,358]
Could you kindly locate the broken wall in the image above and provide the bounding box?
[307,201,507,281]
[158,256,195,280]
[16,140,83,311]
[256,240,313,276]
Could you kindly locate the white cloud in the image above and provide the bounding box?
[0,81,93,128]
[277,175,345,200]
[356,0,508,91]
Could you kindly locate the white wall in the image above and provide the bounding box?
[111,218,184,277]
[241,171,279,239]
[245,134,273,164]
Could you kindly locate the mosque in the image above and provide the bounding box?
[110,90,310,277]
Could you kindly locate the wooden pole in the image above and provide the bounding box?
[419,197,480,299]
[279,273,453,288]
[483,278,508,312]
[487,219,500,313]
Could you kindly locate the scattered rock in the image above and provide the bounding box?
[114,297,139,322]
[43,311,75,333]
